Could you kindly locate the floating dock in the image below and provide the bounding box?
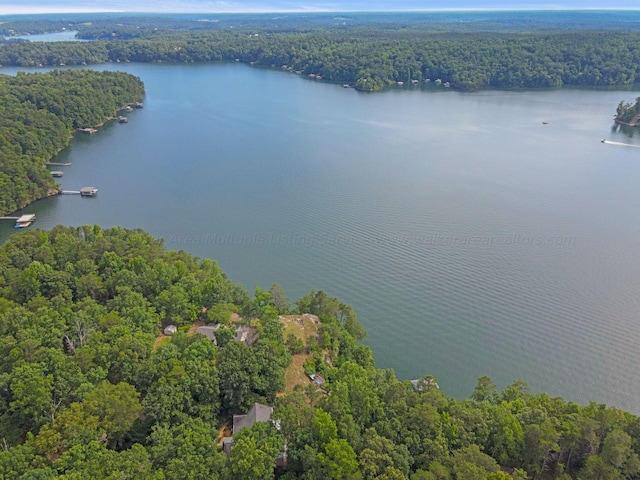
[118,116,128,123]
[15,214,36,228]
[80,187,98,196]
[50,171,64,177]
[46,162,71,166]
[59,187,98,196]
[78,128,97,134]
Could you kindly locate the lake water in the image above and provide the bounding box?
[2,62,640,413]
[3,31,83,42]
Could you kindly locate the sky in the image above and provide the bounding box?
[0,0,639,15]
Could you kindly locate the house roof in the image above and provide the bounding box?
[235,325,258,345]
[195,325,219,341]
[232,402,273,434]
[193,324,257,345]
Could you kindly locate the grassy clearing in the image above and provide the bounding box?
[281,314,320,342]
[152,335,171,351]
[282,353,311,395]
[280,314,320,394]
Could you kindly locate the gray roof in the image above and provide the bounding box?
[193,324,258,345]
[235,325,258,345]
[195,325,219,341]
[232,402,273,434]
[222,437,234,455]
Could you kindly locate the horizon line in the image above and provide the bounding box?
[2,7,640,16]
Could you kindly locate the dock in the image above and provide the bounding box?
[46,163,71,166]
[0,214,35,228]
[15,214,36,228]
[50,171,64,177]
[78,128,97,134]
[59,187,98,196]
[80,187,98,196]
[118,116,128,123]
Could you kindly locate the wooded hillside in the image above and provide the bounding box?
[2,24,640,91]
[0,70,144,215]
[0,226,638,479]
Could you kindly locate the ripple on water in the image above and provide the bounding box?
[2,63,640,413]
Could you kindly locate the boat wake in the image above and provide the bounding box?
[601,139,640,149]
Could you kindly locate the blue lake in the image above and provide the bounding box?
[3,31,82,42]
[2,62,640,413]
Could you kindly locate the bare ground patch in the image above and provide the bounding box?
[279,314,320,394]
[152,334,171,351]
[187,321,204,335]
[280,313,320,342]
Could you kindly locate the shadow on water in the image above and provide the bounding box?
[612,123,640,138]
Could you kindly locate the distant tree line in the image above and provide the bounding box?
[0,225,639,479]
[2,25,640,91]
[3,10,640,37]
[0,69,144,215]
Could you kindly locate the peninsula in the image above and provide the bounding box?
[0,225,638,479]
[0,69,144,216]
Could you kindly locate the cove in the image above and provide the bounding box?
[1,62,640,413]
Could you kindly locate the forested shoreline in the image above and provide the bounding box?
[0,225,638,479]
[2,13,640,480]
[0,69,144,216]
[2,18,640,91]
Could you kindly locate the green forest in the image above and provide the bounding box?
[2,19,640,91]
[0,69,144,216]
[1,13,640,480]
[0,225,638,479]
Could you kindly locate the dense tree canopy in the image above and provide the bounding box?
[1,13,640,480]
[2,18,640,92]
[0,70,144,215]
[0,225,638,479]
